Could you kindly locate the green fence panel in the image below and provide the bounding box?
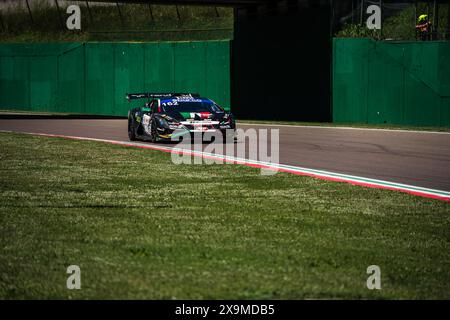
[85,43,115,115]
[114,43,145,116]
[30,56,57,112]
[367,41,404,124]
[0,56,29,111]
[57,45,84,114]
[0,41,231,116]
[144,43,175,96]
[0,43,79,57]
[174,42,207,98]
[332,38,369,123]
[438,43,450,97]
[441,97,450,126]
[333,38,450,127]
[404,73,441,126]
[206,41,230,110]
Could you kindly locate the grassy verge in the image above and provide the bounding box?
[238,119,450,133]
[0,132,449,299]
[0,3,233,42]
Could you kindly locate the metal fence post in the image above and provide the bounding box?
[433,0,438,40]
[447,2,450,40]
[379,0,382,35]
[25,0,34,25]
[176,5,181,20]
[0,10,5,32]
[148,4,154,21]
[54,0,64,31]
[86,0,94,27]
[360,0,364,25]
[116,2,124,28]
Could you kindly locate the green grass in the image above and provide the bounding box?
[239,119,450,132]
[336,3,449,41]
[0,132,449,299]
[0,3,233,42]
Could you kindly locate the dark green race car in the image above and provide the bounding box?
[127,93,236,143]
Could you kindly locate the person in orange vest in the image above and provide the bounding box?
[416,14,432,41]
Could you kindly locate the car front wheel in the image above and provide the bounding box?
[149,119,158,143]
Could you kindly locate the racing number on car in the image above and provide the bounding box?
[162,101,178,107]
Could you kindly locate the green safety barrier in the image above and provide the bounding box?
[0,41,231,116]
[333,38,450,127]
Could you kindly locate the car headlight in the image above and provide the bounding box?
[220,114,233,125]
[157,117,167,127]
[157,117,184,131]
[168,123,183,130]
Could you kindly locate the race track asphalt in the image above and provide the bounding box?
[0,118,449,191]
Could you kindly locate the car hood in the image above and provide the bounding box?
[164,110,228,122]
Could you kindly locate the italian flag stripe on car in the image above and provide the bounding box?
[189,112,211,119]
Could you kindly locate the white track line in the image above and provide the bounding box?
[237,123,450,135]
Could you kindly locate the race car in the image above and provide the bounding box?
[126,92,236,143]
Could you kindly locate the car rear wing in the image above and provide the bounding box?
[126,92,200,101]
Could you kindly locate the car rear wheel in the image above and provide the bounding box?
[128,118,137,141]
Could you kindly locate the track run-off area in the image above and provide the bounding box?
[0,119,449,201]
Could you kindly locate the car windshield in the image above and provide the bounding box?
[161,100,223,113]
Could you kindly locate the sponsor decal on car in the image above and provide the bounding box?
[142,114,150,125]
[180,121,219,126]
